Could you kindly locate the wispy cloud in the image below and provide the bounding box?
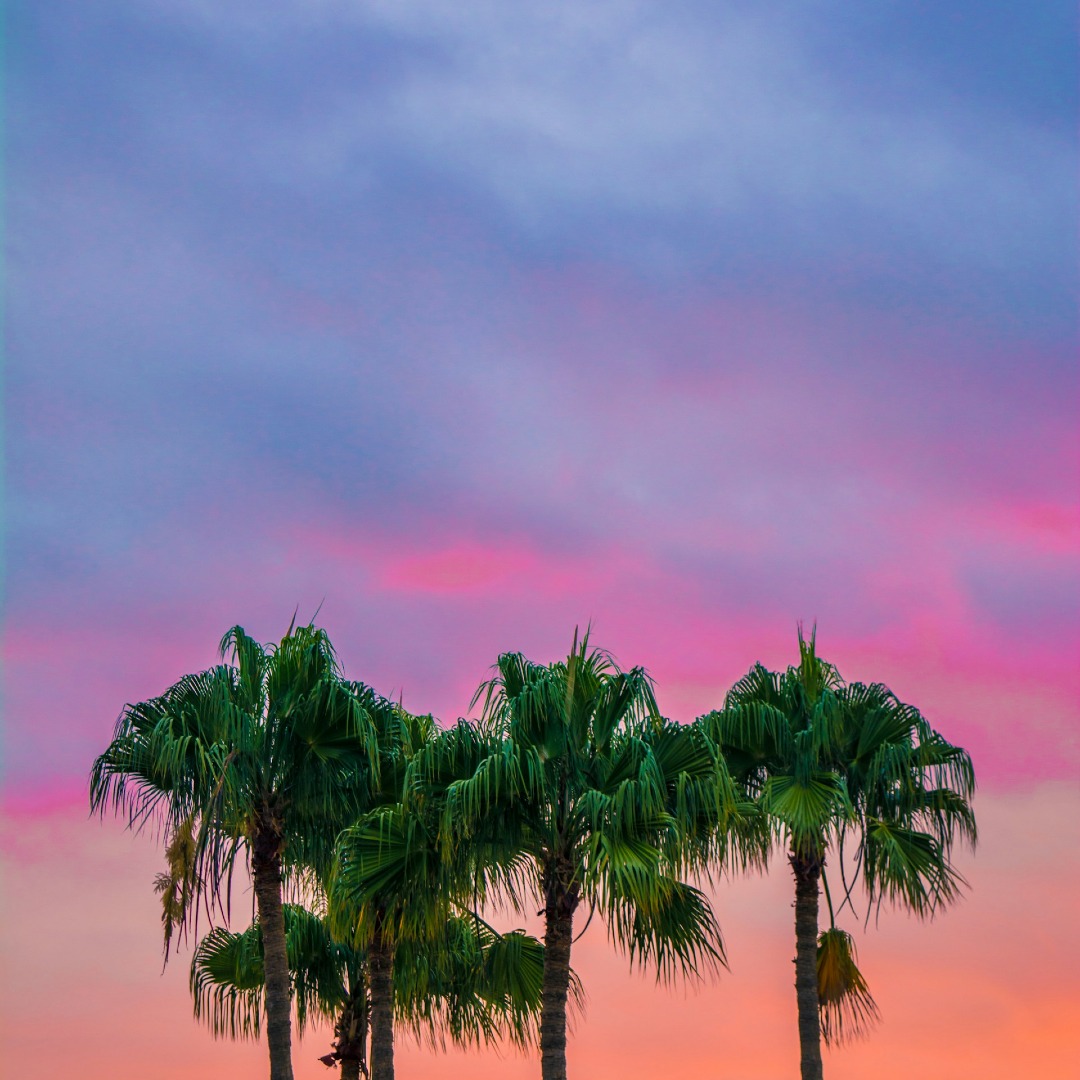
[5,1,1076,800]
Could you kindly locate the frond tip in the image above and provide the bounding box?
[817,928,880,1046]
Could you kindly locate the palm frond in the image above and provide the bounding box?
[190,925,267,1040]
[760,772,851,854]
[862,819,968,918]
[155,816,201,959]
[394,916,553,1050]
[189,904,347,1041]
[817,928,880,1045]
[615,877,726,984]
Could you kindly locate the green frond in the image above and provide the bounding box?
[614,877,726,984]
[589,666,660,755]
[795,623,843,700]
[440,740,549,841]
[394,916,551,1050]
[405,720,496,802]
[699,700,795,785]
[913,787,978,851]
[219,626,269,718]
[911,730,977,804]
[330,804,453,948]
[723,662,785,712]
[862,819,968,918]
[189,904,348,1041]
[191,924,267,1041]
[760,772,851,854]
[839,683,914,765]
[589,831,667,910]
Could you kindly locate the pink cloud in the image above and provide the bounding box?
[970,499,1080,557]
[5,482,1076,806]
[381,545,541,595]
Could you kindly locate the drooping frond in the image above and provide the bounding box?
[439,737,549,844]
[191,924,268,1041]
[817,928,880,1045]
[155,816,201,960]
[474,927,549,1042]
[861,818,968,919]
[614,876,726,984]
[643,720,737,867]
[89,666,239,834]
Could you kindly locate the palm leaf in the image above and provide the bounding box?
[817,928,880,1045]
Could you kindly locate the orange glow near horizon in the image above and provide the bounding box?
[3,783,1077,1079]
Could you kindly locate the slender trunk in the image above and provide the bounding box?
[368,922,395,1080]
[791,850,823,1080]
[335,975,369,1080]
[540,871,578,1080]
[253,825,294,1080]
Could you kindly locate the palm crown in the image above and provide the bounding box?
[705,629,976,910]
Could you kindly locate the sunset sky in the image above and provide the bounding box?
[2,3,1077,1078]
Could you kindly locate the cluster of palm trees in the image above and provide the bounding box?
[90,620,976,1080]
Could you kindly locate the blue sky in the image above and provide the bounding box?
[4,0,1077,792]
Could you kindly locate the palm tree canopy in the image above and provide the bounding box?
[407,630,731,982]
[191,904,555,1052]
[699,628,977,918]
[90,622,382,927]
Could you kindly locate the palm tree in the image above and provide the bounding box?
[331,801,445,1080]
[90,622,380,1080]
[325,698,443,1080]
[698,628,977,1080]
[405,630,730,1080]
[191,904,550,1080]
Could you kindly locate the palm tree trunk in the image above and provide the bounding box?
[792,851,823,1080]
[252,826,294,1080]
[540,891,577,1080]
[368,923,395,1080]
[336,978,369,1080]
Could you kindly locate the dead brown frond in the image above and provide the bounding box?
[817,927,881,1046]
[154,816,202,960]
